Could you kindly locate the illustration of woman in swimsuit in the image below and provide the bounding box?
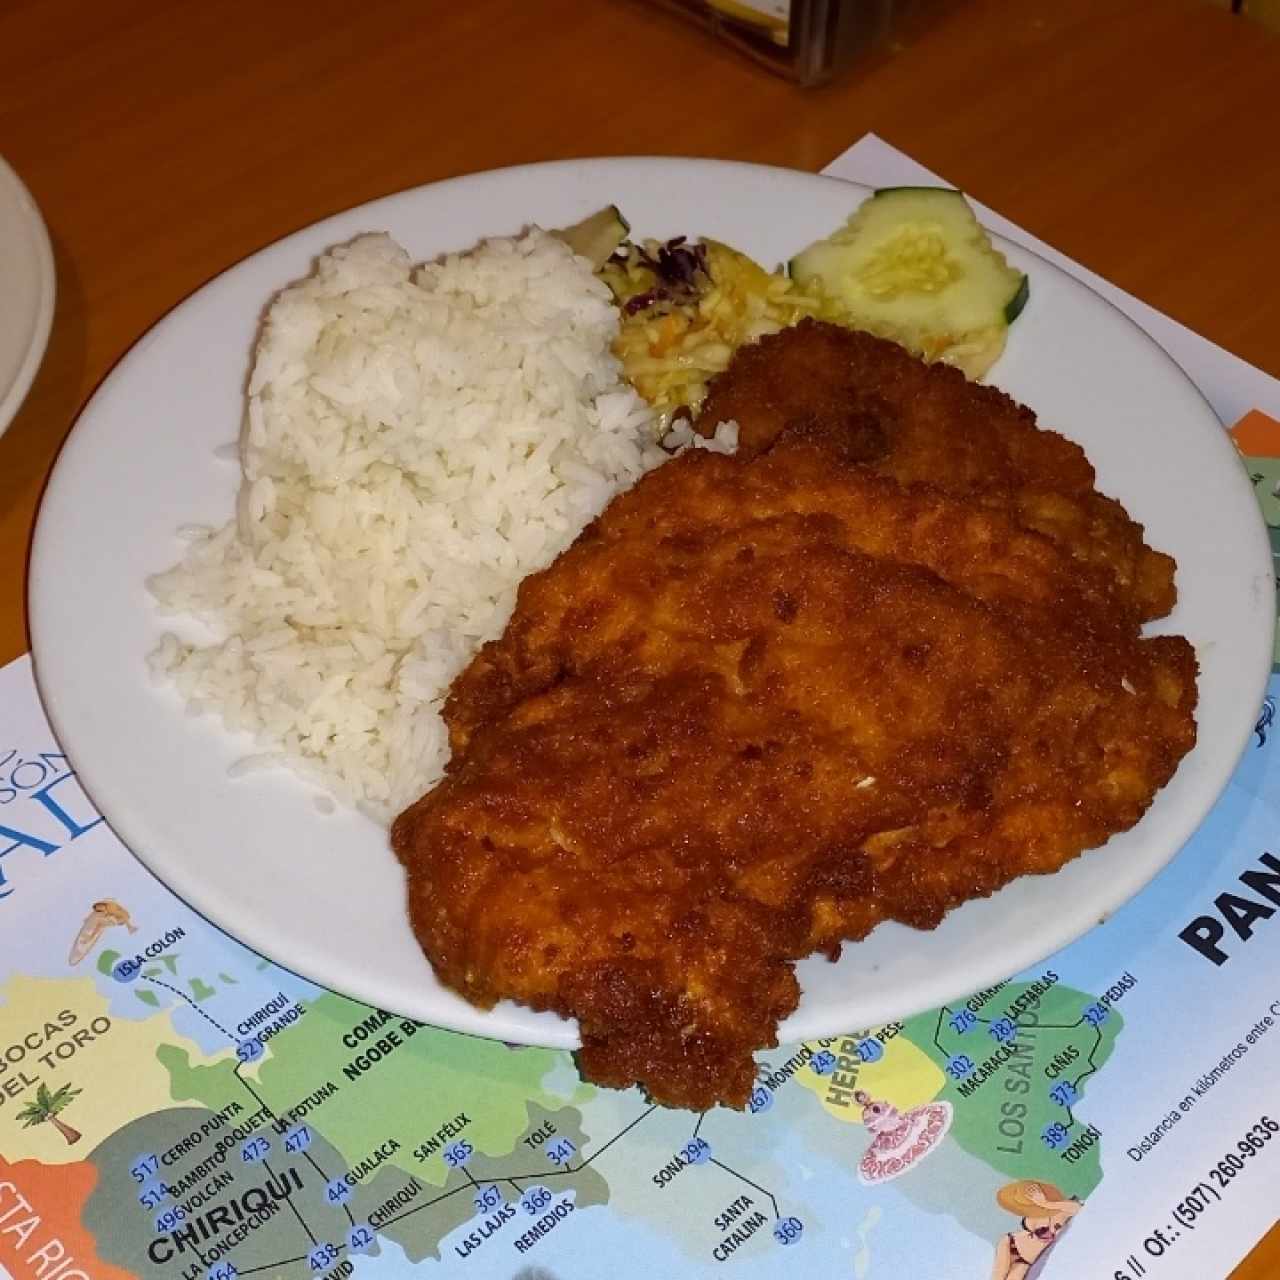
[989,1180,1082,1280]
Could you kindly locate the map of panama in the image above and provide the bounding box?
[0,893,1129,1280]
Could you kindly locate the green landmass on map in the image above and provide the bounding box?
[161,992,592,1188]
[902,980,1123,1196]
[77,977,616,1275]
[97,944,224,1006]
[84,1106,354,1279]
[394,1101,608,1262]
[84,1099,607,1273]
[45,944,616,1271]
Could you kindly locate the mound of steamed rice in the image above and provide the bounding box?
[148,228,672,821]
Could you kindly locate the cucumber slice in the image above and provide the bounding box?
[788,188,1028,379]
[1003,272,1030,324]
[550,205,630,270]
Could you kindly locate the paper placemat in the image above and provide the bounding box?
[826,135,1280,428]
[1,136,1277,1280]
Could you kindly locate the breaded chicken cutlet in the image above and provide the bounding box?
[698,320,1177,623]
[392,321,1197,1111]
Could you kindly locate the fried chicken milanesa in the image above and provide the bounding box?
[391,321,1197,1111]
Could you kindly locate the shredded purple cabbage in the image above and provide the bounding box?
[623,290,660,316]
[622,237,710,315]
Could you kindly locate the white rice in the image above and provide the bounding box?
[148,228,671,822]
[661,418,739,455]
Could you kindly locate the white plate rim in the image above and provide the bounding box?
[28,156,1276,1049]
[0,154,55,437]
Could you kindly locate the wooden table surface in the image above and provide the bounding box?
[1,0,1277,1271]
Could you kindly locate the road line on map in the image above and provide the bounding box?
[232,1062,355,1230]
[489,1165,578,1184]
[932,996,1115,1137]
[140,973,361,1266]
[262,1157,318,1246]
[932,1006,950,1056]
[234,1255,310,1276]
[142,974,238,1039]
[707,1158,781,1219]
[471,1104,659,1185]
[579,1104,658,1169]
[303,1146,356,1228]
[378,1182,472,1227]
[1063,1023,1106,1131]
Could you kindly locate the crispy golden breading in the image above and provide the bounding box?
[698,320,1177,622]
[392,325,1197,1111]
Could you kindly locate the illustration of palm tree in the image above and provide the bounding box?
[17,1083,83,1146]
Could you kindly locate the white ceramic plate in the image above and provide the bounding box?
[29,158,1274,1049]
[0,155,55,438]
